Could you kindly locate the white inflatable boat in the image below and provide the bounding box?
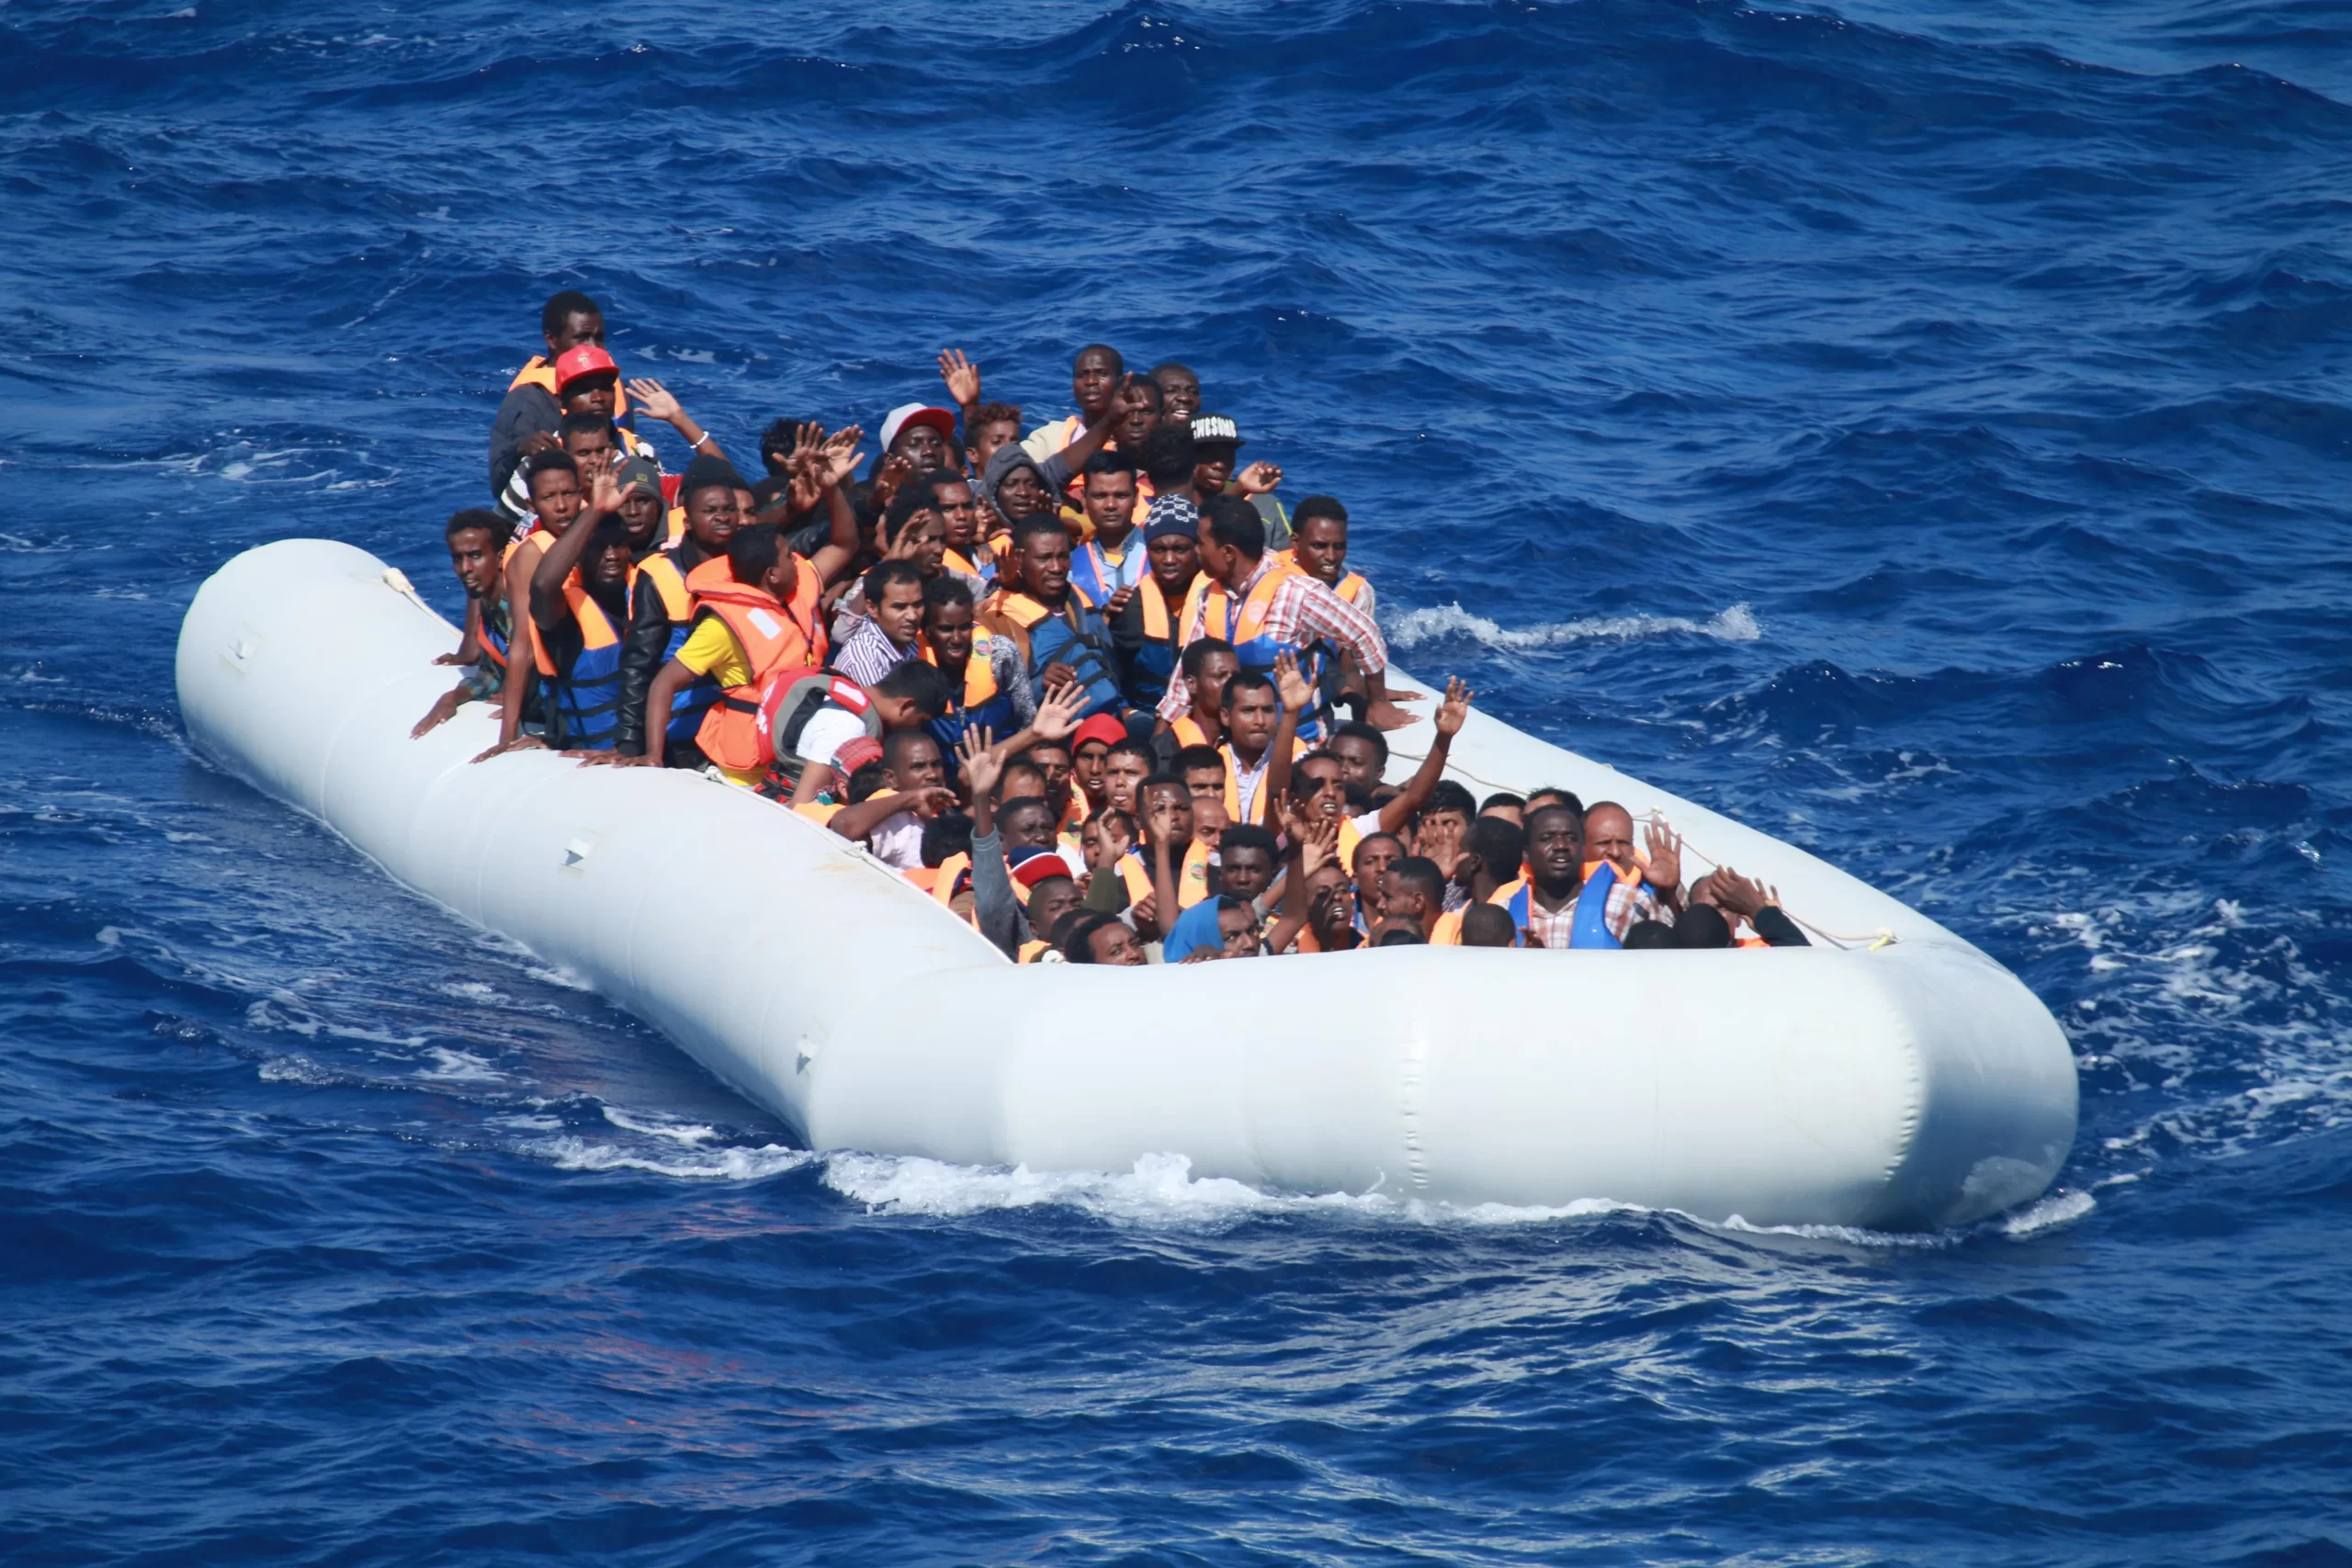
[175,540,2077,1229]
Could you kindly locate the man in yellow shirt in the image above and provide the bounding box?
[641,525,810,787]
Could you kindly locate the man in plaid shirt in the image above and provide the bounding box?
[1498,801,1685,949]
[1157,496,1413,737]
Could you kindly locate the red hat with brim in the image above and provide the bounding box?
[1010,852,1074,892]
[554,344,619,390]
[879,402,957,453]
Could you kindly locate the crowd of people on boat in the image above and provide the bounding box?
[416,290,1810,962]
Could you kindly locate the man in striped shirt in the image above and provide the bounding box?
[830,560,925,686]
[1156,496,1412,734]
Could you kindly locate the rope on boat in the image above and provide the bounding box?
[381,567,437,618]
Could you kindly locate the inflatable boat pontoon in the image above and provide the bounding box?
[175,540,2077,1229]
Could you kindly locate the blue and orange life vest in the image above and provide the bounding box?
[979,587,1124,718]
[1180,562,1336,742]
[1069,536,1144,607]
[532,568,634,750]
[477,597,511,672]
[1488,863,1640,950]
[944,544,998,590]
[922,631,1020,774]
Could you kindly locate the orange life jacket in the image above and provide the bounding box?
[683,554,828,670]
[529,567,633,749]
[1272,547,1369,606]
[932,852,971,912]
[1117,842,1213,910]
[503,529,554,568]
[1218,737,1308,827]
[509,357,629,419]
[688,577,821,774]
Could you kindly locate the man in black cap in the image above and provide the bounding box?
[1189,413,1288,547]
[1106,497,1203,713]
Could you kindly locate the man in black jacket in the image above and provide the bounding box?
[614,455,743,763]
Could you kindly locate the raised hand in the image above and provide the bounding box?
[1234,460,1283,496]
[1102,583,1137,620]
[1145,793,1182,847]
[955,724,1001,799]
[868,451,915,513]
[1086,825,1124,874]
[1272,649,1314,714]
[1298,810,1340,878]
[1417,813,1464,879]
[589,463,624,518]
[1434,676,1474,738]
[882,516,930,561]
[820,425,865,490]
[937,348,981,408]
[1031,682,1087,741]
[910,784,961,819]
[1643,819,1683,892]
[623,378,683,424]
[1705,864,1770,919]
[780,423,827,513]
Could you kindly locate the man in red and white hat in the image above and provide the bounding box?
[877,401,957,474]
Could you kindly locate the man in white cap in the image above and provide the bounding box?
[878,402,957,474]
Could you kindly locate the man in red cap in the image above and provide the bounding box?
[1068,710,1127,826]
[489,290,621,504]
[496,345,729,522]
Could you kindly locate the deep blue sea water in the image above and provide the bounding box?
[6,0,2352,1561]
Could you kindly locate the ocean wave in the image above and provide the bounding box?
[1385,603,1762,652]
[528,1134,816,1182]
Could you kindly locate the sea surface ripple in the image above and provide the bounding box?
[5,1,2351,1562]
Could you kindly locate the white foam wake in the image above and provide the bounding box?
[829,1150,1674,1230]
[1385,602,1762,651]
[521,1130,2083,1244]
[531,1135,817,1182]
